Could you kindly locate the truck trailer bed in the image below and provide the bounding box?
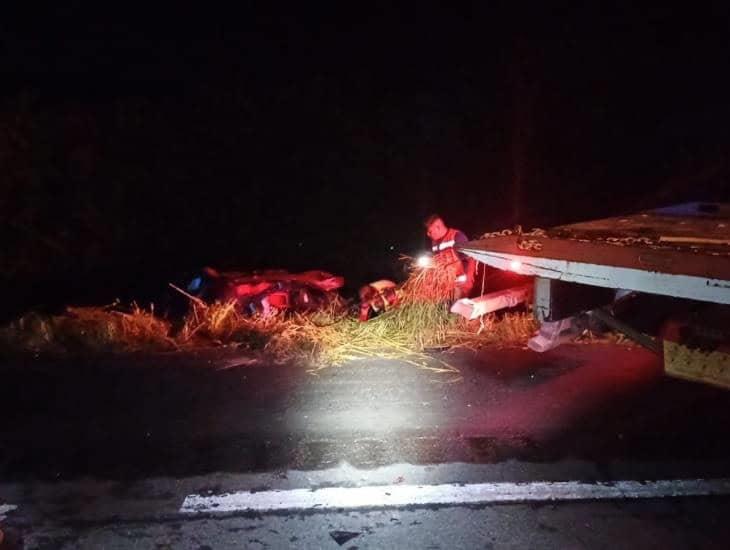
[460,202,730,305]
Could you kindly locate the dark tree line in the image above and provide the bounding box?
[1,6,729,315]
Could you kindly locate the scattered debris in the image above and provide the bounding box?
[0,263,538,372]
[450,285,532,320]
[183,268,344,316]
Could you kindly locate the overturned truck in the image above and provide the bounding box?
[459,202,730,389]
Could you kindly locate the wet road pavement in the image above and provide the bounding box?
[2,343,730,548]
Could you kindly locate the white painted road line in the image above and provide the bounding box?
[0,504,18,521]
[180,478,730,514]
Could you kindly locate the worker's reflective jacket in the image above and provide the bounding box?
[431,228,471,285]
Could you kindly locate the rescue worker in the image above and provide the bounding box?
[424,214,475,299]
[358,279,401,321]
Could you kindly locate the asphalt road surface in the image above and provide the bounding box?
[2,343,730,548]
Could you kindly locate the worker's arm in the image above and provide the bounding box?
[454,230,469,245]
[454,230,476,281]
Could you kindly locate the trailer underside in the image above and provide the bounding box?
[459,202,730,388]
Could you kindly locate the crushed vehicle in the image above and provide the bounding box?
[186,267,345,316]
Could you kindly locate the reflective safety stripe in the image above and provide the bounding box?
[455,274,468,283]
[432,245,438,252]
[437,240,456,251]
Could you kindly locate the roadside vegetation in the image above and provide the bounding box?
[0,265,538,369]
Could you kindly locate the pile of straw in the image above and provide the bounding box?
[307,303,536,371]
[177,299,322,360]
[279,263,537,370]
[0,303,175,353]
[400,257,459,303]
[1,265,538,365]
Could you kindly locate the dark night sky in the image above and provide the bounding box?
[1,3,729,313]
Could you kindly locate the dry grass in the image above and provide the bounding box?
[314,302,456,362]
[0,303,175,354]
[277,263,538,371]
[574,327,634,347]
[400,257,459,303]
[0,266,538,368]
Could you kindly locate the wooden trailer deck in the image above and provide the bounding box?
[460,202,730,304]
